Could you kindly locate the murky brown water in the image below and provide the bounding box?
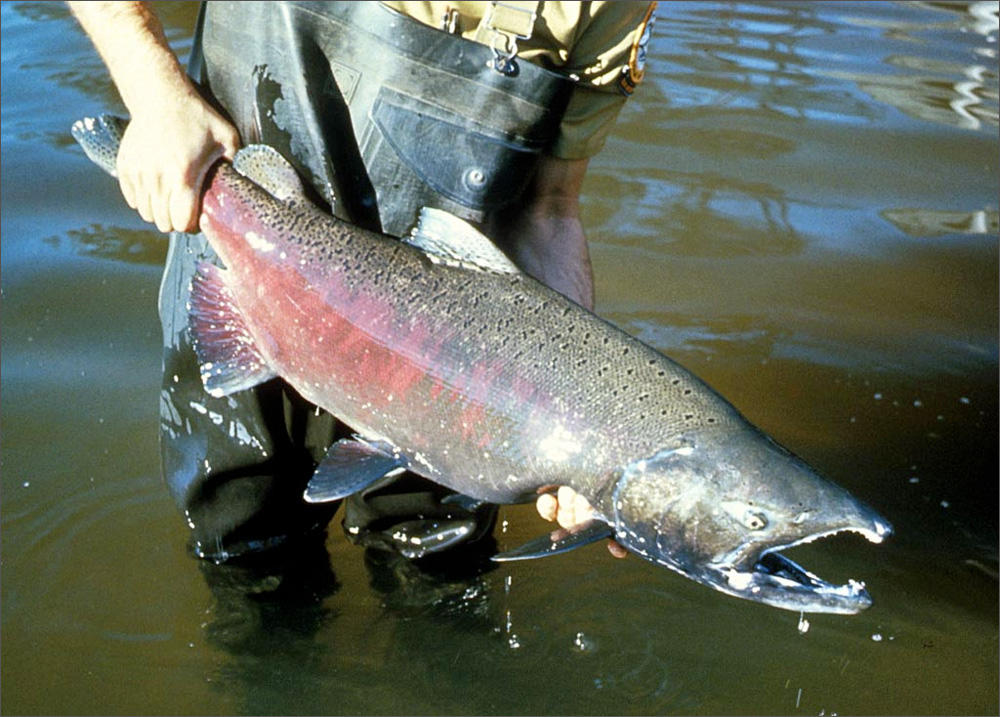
[2,2,997,714]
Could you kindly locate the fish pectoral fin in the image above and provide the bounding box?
[233,145,309,204]
[492,520,614,562]
[405,207,522,275]
[303,437,407,503]
[188,261,277,397]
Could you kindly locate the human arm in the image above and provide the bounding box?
[67,1,239,232]
[486,155,595,310]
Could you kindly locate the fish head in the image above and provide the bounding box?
[607,429,892,614]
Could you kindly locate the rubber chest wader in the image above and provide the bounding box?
[158,1,575,561]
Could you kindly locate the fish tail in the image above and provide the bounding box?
[71,115,127,177]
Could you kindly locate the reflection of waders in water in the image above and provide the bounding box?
[158,1,575,561]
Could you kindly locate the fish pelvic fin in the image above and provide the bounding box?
[188,261,277,397]
[406,207,522,275]
[304,437,407,503]
[232,145,309,204]
[492,519,613,562]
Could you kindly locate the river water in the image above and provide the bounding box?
[2,2,997,714]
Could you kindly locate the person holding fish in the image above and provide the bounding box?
[69,1,655,567]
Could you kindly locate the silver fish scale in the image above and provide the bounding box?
[215,164,745,502]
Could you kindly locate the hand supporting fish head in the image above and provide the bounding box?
[605,430,892,614]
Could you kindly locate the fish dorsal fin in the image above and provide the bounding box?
[405,207,522,275]
[232,145,308,203]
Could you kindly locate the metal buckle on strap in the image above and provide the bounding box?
[484,2,537,75]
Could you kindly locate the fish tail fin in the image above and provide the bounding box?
[71,115,128,177]
[188,261,277,397]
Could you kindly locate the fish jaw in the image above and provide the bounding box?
[699,522,889,614]
[606,430,892,614]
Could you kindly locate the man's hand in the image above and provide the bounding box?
[535,486,628,558]
[69,1,240,233]
[118,99,239,233]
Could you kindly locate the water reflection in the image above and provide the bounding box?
[199,539,505,714]
[658,4,882,122]
[44,223,168,266]
[7,2,201,145]
[198,537,339,656]
[361,544,496,619]
[590,162,804,257]
[882,206,999,236]
[823,1,999,131]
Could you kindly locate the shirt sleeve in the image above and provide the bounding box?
[550,1,657,159]
[379,1,657,159]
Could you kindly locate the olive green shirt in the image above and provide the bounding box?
[381,1,657,159]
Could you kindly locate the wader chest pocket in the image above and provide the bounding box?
[370,89,543,214]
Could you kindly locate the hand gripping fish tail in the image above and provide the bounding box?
[72,114,893,615]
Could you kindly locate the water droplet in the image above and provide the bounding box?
[573,631,596,652]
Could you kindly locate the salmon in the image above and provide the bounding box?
[73,115,892,613]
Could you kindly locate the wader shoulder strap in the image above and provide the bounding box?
[475,1,541,75]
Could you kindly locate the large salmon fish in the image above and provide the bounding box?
[73,115,891,614]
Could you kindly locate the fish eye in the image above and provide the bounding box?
[743,511,768,531]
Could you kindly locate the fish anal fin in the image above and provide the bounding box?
[492,520,613,562]
[304,437,407,503]
[188,261,277,397]
[405,207,521,275]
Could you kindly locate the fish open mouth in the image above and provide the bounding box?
[713,523,891,615]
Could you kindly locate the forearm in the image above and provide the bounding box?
[67,2,194,117]
[487,156,595,310]
[68,1,239,233]
[504,207,595,311]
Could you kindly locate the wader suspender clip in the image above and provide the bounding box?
[480,1,539,75]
